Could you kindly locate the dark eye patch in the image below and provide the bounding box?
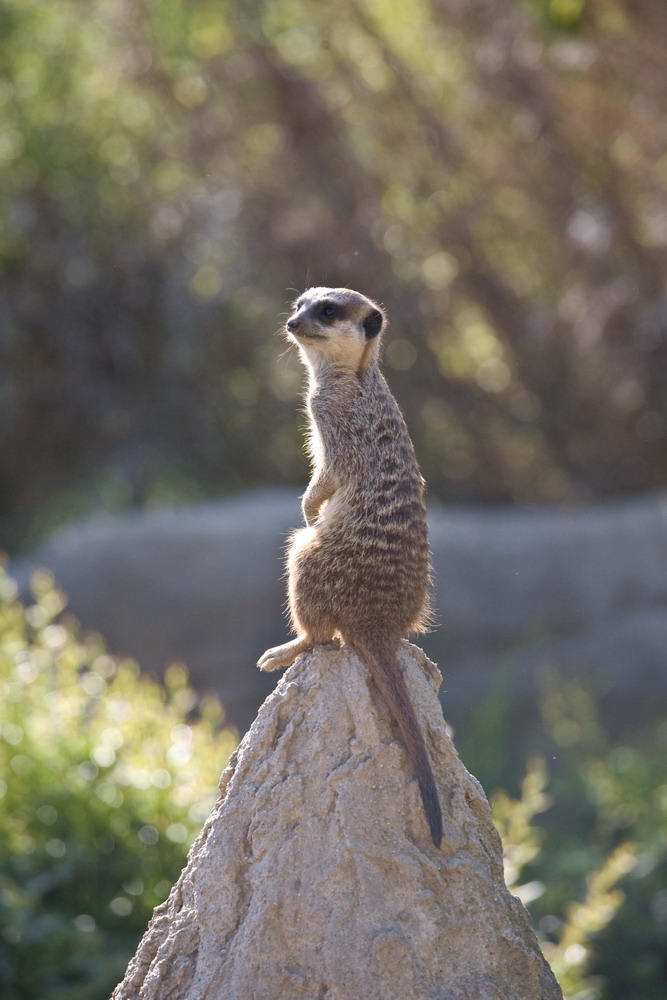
[318,301,339,322]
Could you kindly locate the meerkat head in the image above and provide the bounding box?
[285,287,386,372]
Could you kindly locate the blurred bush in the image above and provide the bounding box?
[0,567,237,1000]
[2,0,667,550]
[487,681,667,1000]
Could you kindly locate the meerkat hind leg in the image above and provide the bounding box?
[257,632,333,672]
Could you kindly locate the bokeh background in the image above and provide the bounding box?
[3,0,667,549]
[2,0,667,997]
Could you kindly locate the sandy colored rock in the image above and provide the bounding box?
[114,641,561,1000]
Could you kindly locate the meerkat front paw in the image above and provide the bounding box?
[257,645,292,672]
[257,634,333,672]
[257,637,312,672]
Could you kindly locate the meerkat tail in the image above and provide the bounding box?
[351,633,443,848]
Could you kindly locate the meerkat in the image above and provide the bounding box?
[258,286,442,848]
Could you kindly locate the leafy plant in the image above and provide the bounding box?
[0,567,237,1000]
[493,758,636,1000]
[488,680,667,1000]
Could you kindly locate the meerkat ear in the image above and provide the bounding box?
[363,308,384,339]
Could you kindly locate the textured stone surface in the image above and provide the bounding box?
[112,643,562,1000]
[13,490,667,736]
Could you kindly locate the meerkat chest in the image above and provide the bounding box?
[310,390,374,464]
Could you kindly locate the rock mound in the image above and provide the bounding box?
[112,643,561,1000]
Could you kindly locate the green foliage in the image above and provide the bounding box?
[526,0,587,30]
[487,682,667,1000]
[0,567,237,1000]
[493,759,637,1000]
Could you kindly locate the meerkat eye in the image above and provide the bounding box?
[319,303,337,320]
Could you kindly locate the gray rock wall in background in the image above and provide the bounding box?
[13,489,667,738]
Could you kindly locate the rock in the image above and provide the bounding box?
[14,489,667,739]
[111,643,562,1000]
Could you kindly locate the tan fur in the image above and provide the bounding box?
[258,287,442,847]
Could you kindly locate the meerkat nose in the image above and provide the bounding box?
[287,316,301,331]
